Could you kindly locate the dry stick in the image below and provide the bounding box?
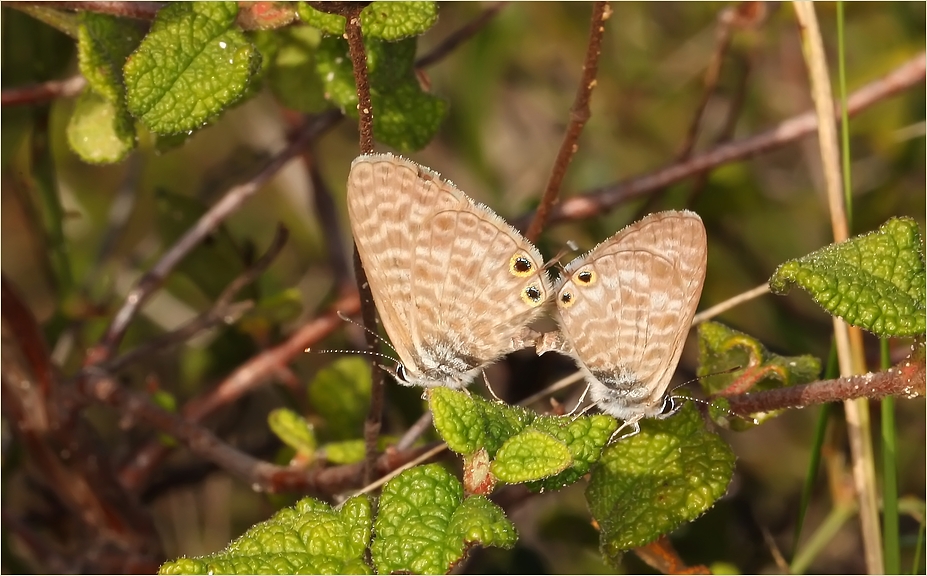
[524,0,610,243]
[0,74,86,106]
[414,2,507,69]
[336,3,386,487]
[116,291,361,492]
[691,283,770,325]
[792,3,882,573]
[105,227,290,373]
[88,111,341,366]
[538,52,926,226]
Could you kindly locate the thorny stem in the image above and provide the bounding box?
[88,111,341,366]
[524,1,610,243]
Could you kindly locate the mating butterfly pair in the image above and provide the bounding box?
[346,154,706,436]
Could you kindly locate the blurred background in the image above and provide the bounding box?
[2,2,924,573]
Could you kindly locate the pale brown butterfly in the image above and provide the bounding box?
[346,153,552,389]
[537,210,708,438]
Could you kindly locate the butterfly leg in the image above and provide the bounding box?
[566,383,592,418]
[482,369,503,402]
[608,419,642,444]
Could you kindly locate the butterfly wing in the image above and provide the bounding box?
[346,154,460,374]
[406,202,552,386]
[553,210,707,419]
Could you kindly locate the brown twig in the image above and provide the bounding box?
[333,1,386,486]
[529,52,926,227]
[88,110,341,366]
[105,227,290,373]
[83,366,438,494]
[414,2,507,69]
[0,75,86,107]
[524,1,610,243]
[725,353,925,417]
[116,291,361,492]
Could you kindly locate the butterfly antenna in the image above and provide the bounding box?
[335,310,398,355]
[305,346,399,366]
[668,366,758,426]
[542,240,579,274]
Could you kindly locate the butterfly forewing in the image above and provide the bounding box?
[346,153,551,388]
[554,210,707,419]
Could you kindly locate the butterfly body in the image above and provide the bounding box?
[347,153,552,389]
[539,210,707,434]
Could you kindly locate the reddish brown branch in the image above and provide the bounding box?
[85,365,438,494]
[415,2,507,69]
[528,52,926,227]
[88,110,341,366]
[116,291,361,491]
[524,1,610,242]
[1,75,86,107]
[726,354,925,417]
[332,1,386,485]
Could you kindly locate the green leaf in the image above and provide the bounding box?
[268,408,317,456]
[371,464,516,574]
[586,403,735,563]
[68,12,142,163]
[320,436,400,465]
[360,2,438,40]
[258,24,328,113]
[124,2,261,135]
[526,414,619,490]
[314,36,447,152]
[429,388,534,456]
[697,321,821,428]
[159,496,372,574]
[66,89,136,164]
[297,2,438,40]
[491,429,572,484]
[308,357,371,440]
[769,217,926,337]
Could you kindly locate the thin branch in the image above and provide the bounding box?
[524,1,610,242]
[23,1,162,20]
[116,291,361,492]
[691,283,770,325]
[725,353,925,417]
[303,145,354,294]
[336,1,386,486]
[105,227,290,373]
[529,53,925,227]
[88,110,341,366]
[84,367,436,494]
[0,75,86,107]
[414,2,507,69]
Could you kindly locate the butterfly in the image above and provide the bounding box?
[537,210,708,438]
[346,153,552,389]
